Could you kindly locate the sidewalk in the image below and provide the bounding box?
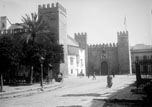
[89,77,147,107]
[0,81,62,99]
[109,85,145,101]
[100,85,148,107]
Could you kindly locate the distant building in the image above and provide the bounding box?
[0,16,7,30]
[67,35,86,76]
[88,31,131,75]
[131,44,152,73]
[38,3,68,76]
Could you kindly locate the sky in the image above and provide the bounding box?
[0,0,152,46]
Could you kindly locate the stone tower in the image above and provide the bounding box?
[38,3,68,76]
[74,32,88,75]
[117,31,130,74]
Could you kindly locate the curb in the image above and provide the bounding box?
[0,83,62,99]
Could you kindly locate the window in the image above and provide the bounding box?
[70,57,74,65]
[76,56,79,66]
[71,69,73,74]
[135,56,139,61]
[80,59,83,66]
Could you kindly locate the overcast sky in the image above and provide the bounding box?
[0,0,152,46]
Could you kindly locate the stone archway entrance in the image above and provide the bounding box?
[101,61,108,75]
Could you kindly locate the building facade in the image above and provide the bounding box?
[131,44,152,73]
[0,2,132,77]
[38,3,88,77]
[67,35,86,76]
[38,3,68,75]
[88,31,131,75]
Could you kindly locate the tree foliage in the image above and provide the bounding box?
[0,35,20,74]
[0,12,64,85]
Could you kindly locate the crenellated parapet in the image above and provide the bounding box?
[74,32,87,40]
[38,2,66,14]
[117,31,128,39]
[88,43,117,49]
[74,32,87,49]
[0,29,28,35]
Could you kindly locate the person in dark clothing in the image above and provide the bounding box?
[111,69,115,77]
[92,72,96,80]
[58,72,63,82]
[87,72,90,78]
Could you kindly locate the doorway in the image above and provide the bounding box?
[101,61,108,75]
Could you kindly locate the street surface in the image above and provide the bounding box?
[0,75,136,107]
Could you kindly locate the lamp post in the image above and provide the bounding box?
[40,56,44,89]
[48,63,52,83]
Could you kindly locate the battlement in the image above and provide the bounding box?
[74,32,87,39]
[0,29,28,35]
[117,31,128,38]
[89,43,117,48]
[38,2,66,13]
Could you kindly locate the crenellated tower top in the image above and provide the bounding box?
[74,32,87,49]
[74,32,87,40]
[38,3,66,16]
[117,31,128,39]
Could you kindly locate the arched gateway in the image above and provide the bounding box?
[101,61,108,75]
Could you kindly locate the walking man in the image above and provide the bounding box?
[92,72,96,80]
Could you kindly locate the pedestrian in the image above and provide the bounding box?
[87,72,90,78]
[60,72,63,82]
[92,72,96,80]
[58,72,63,82]
[107,74,113,88]
[111,69,115,77]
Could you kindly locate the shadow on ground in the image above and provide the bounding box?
[57,105,82,107]
[92,99,144,107]
[89,82,152,107]
[62,93,107,97]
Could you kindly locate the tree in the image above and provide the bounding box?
[0,35,20,91]
[13,12,64,84]
[14,13,52,84]
[44,43,64,83]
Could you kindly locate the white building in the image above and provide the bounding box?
[67,35,86,77]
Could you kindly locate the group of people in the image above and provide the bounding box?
[87,71,115,88]
[87,72,96,80]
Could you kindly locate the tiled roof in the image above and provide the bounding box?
[67,35,79,47]
[131,44,152,50]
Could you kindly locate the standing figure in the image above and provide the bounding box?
[87,72,90,78]
[92,72,96,80]
[111,69,115,77]
[58,72,63,82]
[107,75,113,88]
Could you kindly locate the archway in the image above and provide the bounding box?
[101,61,108,75]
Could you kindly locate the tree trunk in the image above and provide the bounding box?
[40,64,43,88]
[30,66,34,84]
[47,67,50,83]
[0,73,3,92]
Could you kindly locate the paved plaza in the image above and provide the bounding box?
[0,75,142,107]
